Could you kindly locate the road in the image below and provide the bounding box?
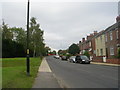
[46,56,119,88]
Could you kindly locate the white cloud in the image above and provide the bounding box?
[44,32,64,41]
[1,0,119,2]
[2,2,118,50]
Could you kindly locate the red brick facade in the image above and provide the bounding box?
[92,58,120,64]
[79,17,120,64]
[105,22,120,59]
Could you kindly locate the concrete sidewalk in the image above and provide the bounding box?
[32,58,60,88]
[91,62,120,66]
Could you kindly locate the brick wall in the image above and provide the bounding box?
[93,56,120,64]
[92,56,103,62]
[106,59,120,64]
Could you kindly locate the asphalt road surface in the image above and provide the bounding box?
[46,56,119,88]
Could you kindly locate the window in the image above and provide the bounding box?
[115,28,118,30]
[94,50,96,54]
[100,49,103,56]
[105,35,107,42]
[116,30,118,39]
[110,31,113,40]
[89,42,91,47]
[97,49,99,56]
[100,36,102,42]
[110,47,114,55]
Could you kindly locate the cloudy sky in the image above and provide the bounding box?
[1,0,119,51]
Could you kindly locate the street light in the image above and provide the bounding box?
[26,0,30,76]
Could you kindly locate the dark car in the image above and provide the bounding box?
[75,55,90,64]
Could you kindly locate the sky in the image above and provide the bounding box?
[1,0,119,51]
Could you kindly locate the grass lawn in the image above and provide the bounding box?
[2,57,42,88]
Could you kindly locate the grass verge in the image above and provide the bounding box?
[2,57,42,88]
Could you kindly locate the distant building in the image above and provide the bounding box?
[79,16,120,64]
[79,31,98,58]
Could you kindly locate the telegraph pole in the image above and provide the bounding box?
[26,0,30,76]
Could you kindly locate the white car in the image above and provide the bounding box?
[54,55,60,59]
[69,56,76,63]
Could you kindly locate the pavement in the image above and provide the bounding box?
[91,62,120,66]
[32,58,60,88]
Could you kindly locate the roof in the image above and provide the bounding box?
[104,22,118,33]
[95,21,119,38]
[79,21,120,45]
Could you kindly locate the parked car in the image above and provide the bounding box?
[61,56,67,60]
[54,55,60,59]
[75,55,90,64]
[69,56,76,63]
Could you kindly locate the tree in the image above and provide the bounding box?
[52,50,56,55]
[58,49,63,56]
[83,51,90,58]
[29,17,45,57]
[44,46,51,56]
[2,18,46,58]
[2,39,25,58]
[68,43,80,55]
[10,27,26,49]
[2,21,13,40]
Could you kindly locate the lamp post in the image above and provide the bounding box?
[26,0,30,76]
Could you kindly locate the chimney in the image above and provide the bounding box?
[94,31,97,35]
[90,34,93,36]
[116,16,120,22]
[87,36,89,40]
[79,41,81,44]
[82,38,85,42]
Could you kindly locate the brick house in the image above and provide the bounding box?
[79,31,98,60]
[103,17,120,64]
[92,30,106,62]
[79,16,120,64]
[92,16,120,64]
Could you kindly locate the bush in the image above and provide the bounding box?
[117,48,120,58]
[83,51,90,58]
[2,39,26,58]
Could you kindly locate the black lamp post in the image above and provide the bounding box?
[26,0,30,76]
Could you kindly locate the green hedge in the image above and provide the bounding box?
[2,39,26,58]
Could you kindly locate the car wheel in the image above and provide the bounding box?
[88,62,90,64]
[80,61,82,64]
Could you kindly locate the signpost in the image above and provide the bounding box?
[26,0,30,76]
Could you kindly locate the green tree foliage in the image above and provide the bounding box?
[58,50,63,55]
[58,49,68,56]
[0,26,2,57]
[29,17,45,57]
[118,48,120,58]
[48,50,56,55]
[10,27,26,49]
[2,21,13,40]
[83,51,90,58]
[68,43,80,55]
[44,46,51,56]
[2,39,25,58]
[2,17,47,58]
[52,50,56,55]
[2,22,26,58]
